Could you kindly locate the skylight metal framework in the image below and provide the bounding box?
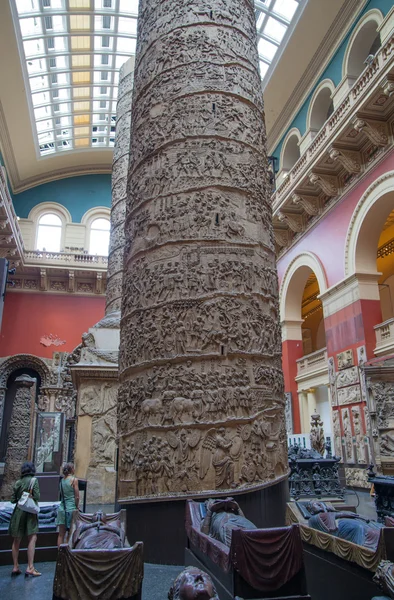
[10,0,305,158]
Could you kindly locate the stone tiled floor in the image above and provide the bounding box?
[0,561,184,600]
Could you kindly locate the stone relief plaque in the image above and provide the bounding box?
[328,356,337,406]
[337,349,354,370]
[341,407,355,463]
[118,0,286,502]
[336,366,359,389]
[338,384,362,406]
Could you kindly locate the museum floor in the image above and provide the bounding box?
[0,561,183,599]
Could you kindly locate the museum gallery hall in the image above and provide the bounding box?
[0,0,394,599]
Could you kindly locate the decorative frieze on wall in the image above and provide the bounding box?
[337,349,354,370]
[118,0,287,503]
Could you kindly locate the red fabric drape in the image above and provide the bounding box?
[230,525,304,592]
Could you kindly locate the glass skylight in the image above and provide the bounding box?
[11,0,305,158]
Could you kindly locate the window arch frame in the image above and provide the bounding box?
[29,202,71,253]
[81,207,111,256]
[342,9,383,81]
[279,127,302,175]
[306,79,336,134]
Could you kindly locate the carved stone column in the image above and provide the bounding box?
[118,0,287,505]
[105,57,134,318]
[71,59,134,504]
[1,375,36,500]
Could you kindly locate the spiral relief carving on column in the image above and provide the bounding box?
[118,0,287,502]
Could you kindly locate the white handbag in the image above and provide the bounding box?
[17,477,40,515]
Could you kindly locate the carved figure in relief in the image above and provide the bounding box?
[332,410,342,458]
[336,367,359,388]
[352,406,366,464]
[380,433,394,457]
[342,409,354,462]
[200,428,241,489]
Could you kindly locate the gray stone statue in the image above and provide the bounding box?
[201,498,256,547]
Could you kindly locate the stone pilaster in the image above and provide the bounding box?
[118,0,287,503]
[1,375,36,500]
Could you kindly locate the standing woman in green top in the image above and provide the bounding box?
[57,462,79,547]
[9,461,41,577]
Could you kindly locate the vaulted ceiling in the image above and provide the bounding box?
[0,0,364,192]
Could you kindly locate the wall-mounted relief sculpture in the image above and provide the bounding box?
[328,357,337,406]
[336,366,360,389]
[118,0,286,503]
[341,407,355,463]
[332,409,343,459]
[344,467,370,489]
[337,349,354,370]
[351,405,367,464]
[337,384,362,406]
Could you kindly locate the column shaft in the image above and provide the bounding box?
[118,0,286,502]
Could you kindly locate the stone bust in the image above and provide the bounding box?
[168,567,219,600]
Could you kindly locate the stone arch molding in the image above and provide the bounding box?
[279,127,302,172]
[306,79,336,132]
[345,171,394,277]
[342,9,383,79]
[279,252,328,323]
[0,354,51,388]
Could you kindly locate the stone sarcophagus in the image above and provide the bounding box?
[118,0,287,503]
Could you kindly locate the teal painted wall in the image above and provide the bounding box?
[271,0,392,160]
[13,174,111,222]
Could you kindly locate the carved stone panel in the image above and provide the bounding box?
[118,0,286,502]
[0,375,36,499]
[341,407,355,463]
[77,381,118,504]
[332,409,342,459]
[336,366,359,389]
[337,349,354,370]
[338,384,362,406]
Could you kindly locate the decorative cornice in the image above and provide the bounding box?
[267,0,368,154]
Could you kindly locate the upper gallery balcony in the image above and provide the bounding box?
[0,167,107,296]
[374,317,394,357]
[272,30,394,256]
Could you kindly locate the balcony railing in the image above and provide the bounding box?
[296,348,328,378]
[374,317,394,356]
[24,250,108,269]
[271,33,394,213]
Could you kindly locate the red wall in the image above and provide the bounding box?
[277,150,394,288]
[0,292,105,358]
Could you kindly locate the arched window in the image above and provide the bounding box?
[282,133,300,171]
[343,11,383,81]
[36,213,62,252]
[89,218,110,255]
